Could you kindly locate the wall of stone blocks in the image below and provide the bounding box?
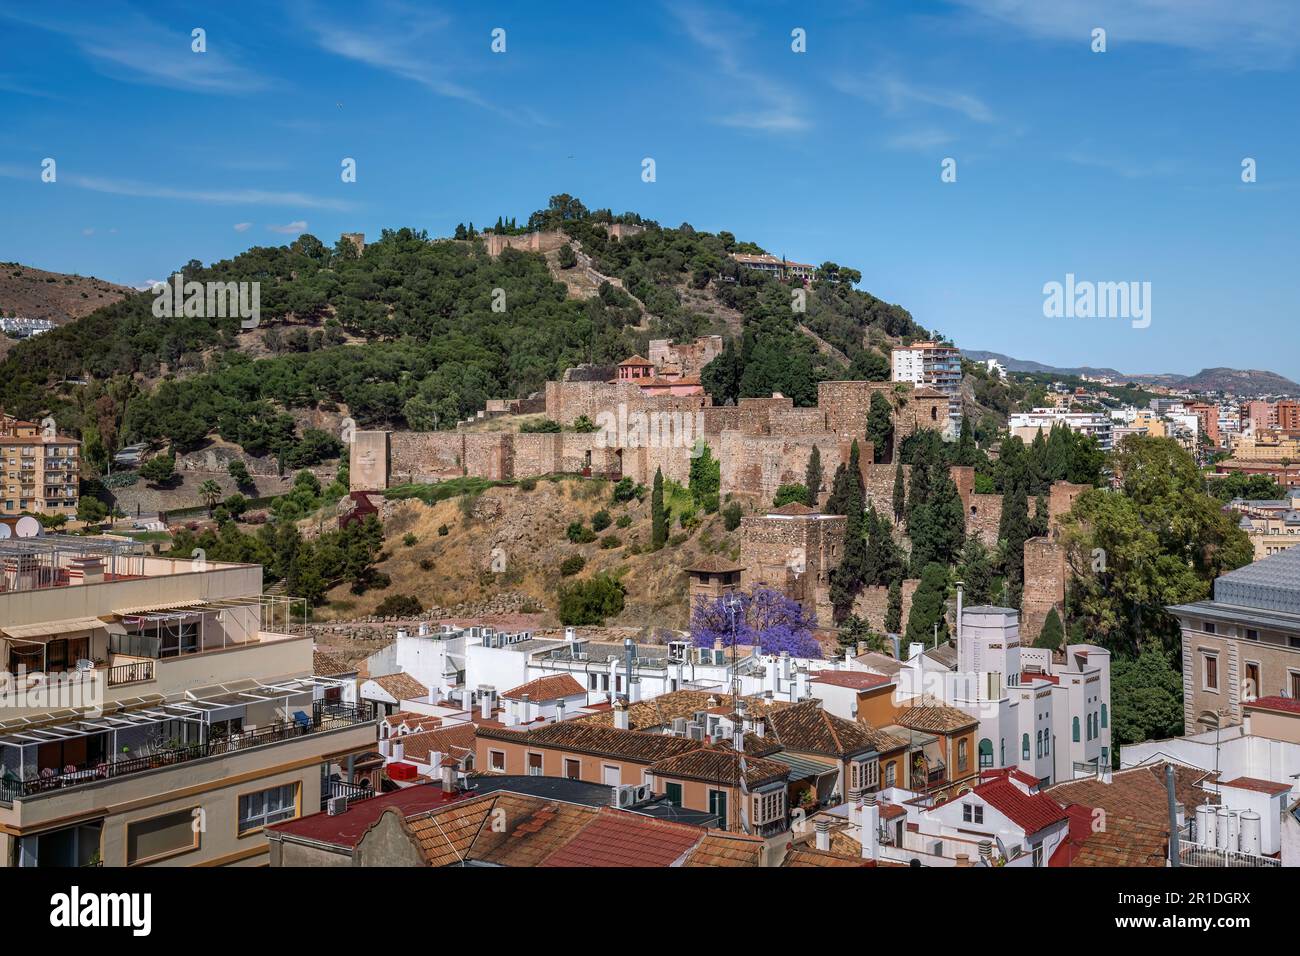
[1049,481,1090,533]
[967,494,1003,547]
[1021,536,1066,645]
[739,513,846,626]
[720,431,842,503]
[851,579,920,634]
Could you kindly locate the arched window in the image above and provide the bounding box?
[1022,733,1030,761]
[978,738,994,769]
[1072,716,1080,742]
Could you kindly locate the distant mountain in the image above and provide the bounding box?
[962,351,1299,397]
[962,350,1126,380]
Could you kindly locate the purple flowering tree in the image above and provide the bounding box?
[690,587,823,658]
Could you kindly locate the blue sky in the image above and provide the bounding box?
[2,0,1299,378]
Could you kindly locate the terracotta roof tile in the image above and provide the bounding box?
[476,720,701,764]
[895,699,979,734]
[1219,776,1291,796]
[1069,814,1169,867]
[370,672,430,702]
[501,673,586,703]
[766,699,879,758]
[684,555,746,574]
[538,807,704,867]
[781,847,872,867]
[572,689,795,732]
[647,744,790,788]
[809,671,893,690]
[1245,695,1300,715]
[1046,762,1219,831]
[395,724,477,765]
[973,778,1068,835]
[312,649,355,677]
[681,831,767,867]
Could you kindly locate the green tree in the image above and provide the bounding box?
[1035,607,1065,650]
[139,454,175,484]
[227,459,253,490]
[803,446,822,507]
[885,579,902,634]
[905,562,950,646]
[689,443,720,504]
[957,535,995,606]
[651,468,668,551]
[199,479,222,516]
[892,460,905,523]
[866,392,894,463]
[773,484,809,508]
[558,573,626,625]
[1110,640,1186,759]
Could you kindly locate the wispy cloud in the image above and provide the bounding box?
[1061,147,1178,180]
[267,221,308,234]
[885,128,957,152]
[834,71,995,124]
[0,164,354,211]
[669,4,809,133]
[948,0,1300,69]
[0,74,61,99]
[234,222,253,232]
[298,1,528,122]
[0,3,269,93]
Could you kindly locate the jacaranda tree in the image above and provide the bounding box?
[690,587,822,658]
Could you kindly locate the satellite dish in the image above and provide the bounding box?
[14,516,42,538]
[0,523,10,538]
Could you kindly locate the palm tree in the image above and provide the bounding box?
[198,479,221,516]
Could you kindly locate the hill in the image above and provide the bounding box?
[0,262,133,324]
[964,350,1299,397]
[0,196,930,477]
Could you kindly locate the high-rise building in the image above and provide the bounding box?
[891,343,962,421]
[1,414,79,517]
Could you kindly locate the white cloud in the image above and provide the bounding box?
[234,222,253,232]
[668,4,810,133]
[267,221,308,235]
[0,164,354,211]
[885,128,957,151]
[0,5,269,93]
[834,72,994,124]
[948,0,1300,68]
[81,227,95,236]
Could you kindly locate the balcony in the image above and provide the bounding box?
[106,659,155,686]
[0,701,372,803]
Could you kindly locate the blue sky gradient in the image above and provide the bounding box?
[2,1,1298,377]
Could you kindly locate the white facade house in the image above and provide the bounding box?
[891,342,961,421]
[1009,407,1113,451]
[893,604,1111,786]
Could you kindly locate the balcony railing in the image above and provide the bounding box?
[321,777,376,811]
[0,702,371,802]
[106,660,155,686]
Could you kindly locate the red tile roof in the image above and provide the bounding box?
[980,767,1041,790]
[269,783,464,848]
[810,671,893,690]
[974,778,1068,836]
[501,673,586,703]
[538,807,704,867]
[1019,672,1059,685]
[395,724,477,765]
[1218,776,1291,796]
[1245,695,1300,715]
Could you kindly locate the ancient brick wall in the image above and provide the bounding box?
[740,512,846,626]
[1022,536,1066,644]
[387,432,463,484]
[851,579,920,634]
[721,431,842,503]
[967,494,1003,547]
[1049,480,1090,533]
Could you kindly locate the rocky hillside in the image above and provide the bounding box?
[0,262,132,323]
[318,478,744,633]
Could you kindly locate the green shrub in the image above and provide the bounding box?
[402,532,418,547]
[375,593,422,617]
[560,554,586,576]
[519,477,537,491]
[592,509,612,532]
[557,573,625,625]
[616,514,632,529]
[723,502,743,531]
[566,521,596,544]
[599,534,622,550]
[437,524,450,536]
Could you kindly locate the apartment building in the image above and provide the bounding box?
[1186,402,1222,447]
[891,342,962,421]
[0,535,375,866]
[1008,408,1113,451]
[730,253,814,282]
[0,414,79,517]
[1169,546,1300,735]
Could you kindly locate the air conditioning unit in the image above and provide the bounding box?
[611,784,636,808]
[632,784,654,805]
[687,722,704,741]
[327,796,348,815]
[671,717,688,736]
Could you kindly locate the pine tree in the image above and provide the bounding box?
[957,535,994,605]
[651,468,668,550]
[803,446,823,508]
[953,415,977,466]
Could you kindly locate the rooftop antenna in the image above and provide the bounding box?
[723,592,749,834]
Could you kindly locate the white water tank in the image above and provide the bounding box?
[1196,804,1216,848]
[1239,811,1262,855]
[1215,807,1233,852]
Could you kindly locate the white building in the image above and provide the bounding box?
[891,342,962,421]
[1009,407,1113,451]
[892,603,1112,786]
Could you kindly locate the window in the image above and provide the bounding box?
[1291,671,1300,700]
[1022,734,1030,761]
[1036,730,1043,758]
[489,749,505,772]
[601,764,620,786]
[1202,621,1216,634]
[962,803,984,825]
[1203,653,1219,692]
[884,761,896,788]
[708,789,729,826]
[239,784,297,834]
[978,738,994,769]
[127,809,199,864]
[527,752,543,776]
[1100,703,1108,729]
[753,789,785,825]
[957,738,968,772]
[664,782,683,807]
[1072,717,1080,743]
[564,758,581,780]
[1043,733,1050,756]
[1246,629,1260,641]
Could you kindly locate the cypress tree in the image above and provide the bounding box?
[867,392,894,463]
[804,446,823,508]
[1035,607,1065,650]
[651,468,668,550]
[905,562,950,646]
[885,579,902,634]
[892,460,906,523]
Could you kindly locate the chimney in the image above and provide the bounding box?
[565,625,577,644]
[379,737,391,758]
[856,641,867,656]
[430,749,442,774]
[794,667,808,701]
[392,738,404,763]
[861,793,879,861]
[520,693,532,724]
[629,677,642,703]
[814,817,832,852]
[613,698,629,730]
[396,628,408,641]
[978,839,993,865]
[441,764,456,793]
[480,690,492,720]
[555,698,566,723]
